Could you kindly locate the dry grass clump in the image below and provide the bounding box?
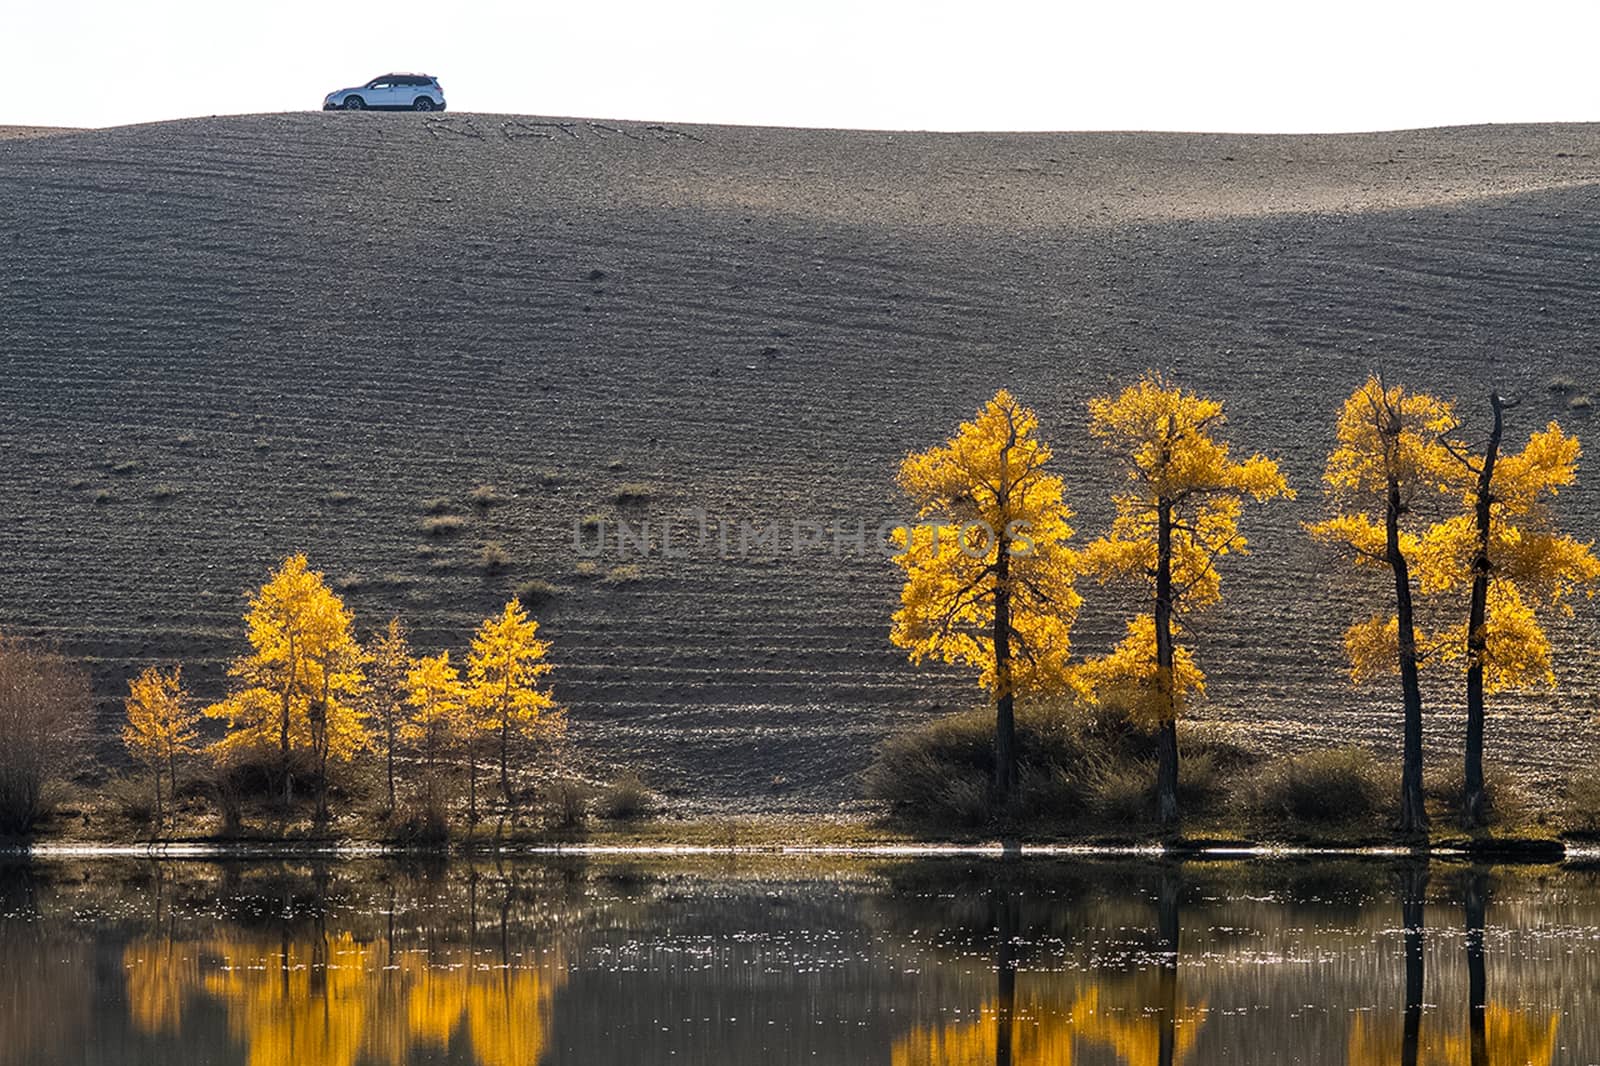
[1238,746,1389,825]
[866,701,1257,829]
[94,489,113,505]
[598,774,656,820]
[175,432,198,447]
[421,497,457,515]
[543,779,593,829]
[1424,761,1530,827]
[579,512,607,531]
[1549,374,1579,394]
[111,459,139,475]
[326,489,357,505]
[514,578,562,606]
[601,564,644,585]
[1570,394,1594,411]
[574,560,602,580]
[1562,768,1600,835]
[475,541,511,572]
[423,515,466,537]
[151,483,176,501]
[614,482,655,505]
[333,573,364,592]
[468,483,506,509]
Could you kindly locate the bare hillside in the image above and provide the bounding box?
[5,113,1600,811]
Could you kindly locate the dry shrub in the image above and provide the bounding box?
[475,541,511,572]
[0,636,92,836]
[544,780,592,829]
[422,497,457,515]
[614,482,654,505]
[468,484,505,509]
[1563,769,1600,835]
[602,564,643,585]
[598,774,656,820]
[1239,746,1389,825]
[423,515,466,537]
[391,795,450,843]
[1425,761,1530,827]
[514,579,562,606]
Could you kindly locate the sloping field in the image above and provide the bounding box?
[4,113,1600,811]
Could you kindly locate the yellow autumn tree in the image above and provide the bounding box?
[402,651,469,816]
[467,598,564,812]
[1076,374,1291,825]
[122,665,201,828]
[1308,376,1460,834]
[1419,398,1600,825]
[365,617,413,814]
[204,554,368,811]
[891,389,1081,804]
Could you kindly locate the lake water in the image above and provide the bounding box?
[0,853,1594,1065]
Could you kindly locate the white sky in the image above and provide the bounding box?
[7,1,1600,133]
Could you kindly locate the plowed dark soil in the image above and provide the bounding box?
[5,113,1600,812]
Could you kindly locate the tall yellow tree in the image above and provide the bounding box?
[364,617,413,814]
[401,651,469,814]
[1420,397,1600,825]
[1308,376,1459,834]
[1076,374,1292,826]
[891,389,1081,804]
[123,665,201,828]
[467,598,564,810]
[205,554,369,808]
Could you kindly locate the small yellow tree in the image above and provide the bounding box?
[891,389,1081,804]
[1076,374,1292,825]
[467,599,564,810]
[204,554,369,808]
[402,651,469,815]
[1308,376,1459,834]
[1420,399,1600,824]
[122,665,201,828]
[365,617,413,813]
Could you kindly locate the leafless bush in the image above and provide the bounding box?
[0,636,92,835]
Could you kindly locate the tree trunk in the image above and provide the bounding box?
[1155,499,1179,827]
[280,686,294,807]
[993,888,1016,1066]
[152,763,163,832]
[386,718,396,813]
[1401,865,1428,1066]
[1464,395,1505,828]
[468,748,479,827]
[167,747,178,821]
[500,717,512,810]
[1388,473,1429,835]
[1157,867,1180,1066]
[992,530,1016,806]
[1466,870,1488,1066]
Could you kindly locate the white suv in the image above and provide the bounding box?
[324,74,446,112]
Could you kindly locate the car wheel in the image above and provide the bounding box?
[343,96,366,110]
[413,98,436,112]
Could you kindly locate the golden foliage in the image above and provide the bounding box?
[204,554,369,764]
[122,665,199,770]
[890,390,1081,696]
[1070,616,1206,726]
[1416,421,1600,692]
[467,598,565,748]
[402,651,470,767]
[1308,377,1459,681]
[1076,374,1291,721]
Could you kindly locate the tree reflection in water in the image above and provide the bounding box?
[0,856,1583,1065]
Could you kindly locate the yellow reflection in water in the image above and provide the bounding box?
[891,977,1204,1066]
[1347,1006,1558,1065]
[122,933,565,1066]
